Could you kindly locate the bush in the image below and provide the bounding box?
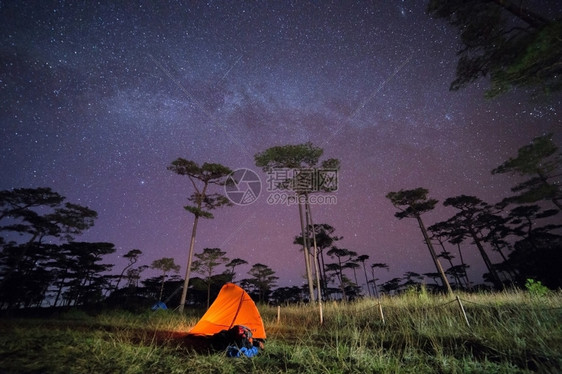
[525,278,550,297]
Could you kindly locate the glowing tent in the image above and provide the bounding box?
[187,283,266,340]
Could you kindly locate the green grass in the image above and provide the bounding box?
[1,290,561,373]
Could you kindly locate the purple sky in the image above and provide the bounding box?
[1,1,561,289]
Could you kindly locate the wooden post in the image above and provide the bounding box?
[305,198,324,325]
[378,300,385,325]
[456,295,470,328]
[277,305,281,324]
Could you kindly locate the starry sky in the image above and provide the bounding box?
[1,1,561,289]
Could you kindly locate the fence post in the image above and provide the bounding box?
[456,295,470,328]
[378,300,385,325]
[277,305,281,324]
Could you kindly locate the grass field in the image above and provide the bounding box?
[1,290,561,373]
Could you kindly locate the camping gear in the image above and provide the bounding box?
[187,283,266,356]
[224,325,259,357]
[188,283,266,340]
[226,344,259,358]
[151,301,167,310]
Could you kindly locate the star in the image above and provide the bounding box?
[0,0,560,291]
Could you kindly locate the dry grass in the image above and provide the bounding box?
[1,289,561,373]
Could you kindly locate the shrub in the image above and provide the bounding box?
[525,278,550,297]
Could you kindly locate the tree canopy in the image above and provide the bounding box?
[492,133,561,209]
[386,188,438,219]
[254,142,324,171]
[427,0,562,97]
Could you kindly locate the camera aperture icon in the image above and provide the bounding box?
[225,168,261,205]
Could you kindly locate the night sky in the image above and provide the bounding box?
[2,1,561,289]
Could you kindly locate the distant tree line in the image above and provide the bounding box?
[264,135,560,300]
[384,133,561,293]
[0,187,279,310]
[0,188,112,309]
[1,134,559,310]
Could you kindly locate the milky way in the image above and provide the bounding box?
[1,1,561,288]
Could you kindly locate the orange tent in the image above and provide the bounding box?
[187,283,266,340]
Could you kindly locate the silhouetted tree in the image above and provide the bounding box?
[113,249,142,293]
[225,258,248,282]
[326,246,357,301]
[483,216,518,283]
[381,277,402,295]
[0,188,97,293]
[294,223,341,298]
[243,263,278,303]
[167,159,233,313]
[423,272,441,287]
[142,274,182,305]
[452,241,472,288]
[508,232,562,289]
[428,0,561,97]
[493,133,561,210]
[151,257,180,303]
[61,242,115,306]
[436,250,464,289]
[255,142,339,304]
[356,254,372,297]
[0,187,64,221]
[402,271,423,289]
[508,205,560,244]
[192,248,229,308]
[429,221,466,288]
[0,242,57,308]
[126,265,148,290]
[502,203,562,288]
[386,188,453,294]
[256,143,318,301]
[440,195,504,289]
[271,286,305,305]
[370,262,389,298]
[347,261,361,293]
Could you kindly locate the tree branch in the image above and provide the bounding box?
[491,0,549,29]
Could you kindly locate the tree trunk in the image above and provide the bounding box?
[305,199,323,302]
[319,250,328,298]
[416,215,454,295]
[206,278,211,310]
[469,228,503,289]
[362,262,372,297]
[370,267,380,298]
[298,199,315,302]
[456,243,471,289]
[492,242,517,281]
[337,257,347,301]
[52,271,68,308]
[437,240,463,289]
[178,214,199,313]
[0,233,38,290]
[113,260,136,294]
[351,267,359,290]
[305,199,323,324]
